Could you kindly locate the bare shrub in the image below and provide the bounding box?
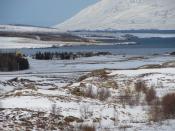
[25,83,37,91]
[50,104,61,116]
[78,69,108,81]
[135,80,147,93]
[71,85,111,101]
[124,80,132,89]
[78,69,108,82]
[148,98,163,122]
[80,104,93,119]
[91,69,108,79]
[72,85,95,99]
[128,96,142,107]
[107,80,118,89]
[113,106,119,126]
[0,101,2,109]
[64,116,82,123]
[148,93,175,121]
[78,75,89,82]
[118,125,132,131]
[120,98,127,108]
[36,118,46,129]
[120,82,138,107]
[145,87,156,105]
[162,93,175,118]
[148,104,163,122]
[157,81,164,88]
[119,88,134,108]
[134,92,141,106]
[134,80,157,106]
[101,80,118,89]
[98,87,111,101]
[71,87,84,96]
[51,104,57,115]
[134,80,148,105]
[77,124,96,131]
[14,91,23,96]
[124,87,132,98]
[84,85,95,99]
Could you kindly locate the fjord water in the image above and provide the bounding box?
[18,37,175,56]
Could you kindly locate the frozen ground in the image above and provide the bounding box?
[0,53,175,130]
[1,54,175,74]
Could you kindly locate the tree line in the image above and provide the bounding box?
[33,51,111,60]
[0,52,29,71]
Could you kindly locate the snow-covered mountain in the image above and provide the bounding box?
[56,0,175,31]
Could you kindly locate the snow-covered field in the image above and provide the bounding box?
[0,53,175,130]
[0,37,97,49]
[0,37,93,49]
[0,37,54,49]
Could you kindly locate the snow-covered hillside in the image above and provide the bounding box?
[0,25,60,33]
[56,0,175,31]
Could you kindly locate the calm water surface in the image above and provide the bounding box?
[2,37,175,56]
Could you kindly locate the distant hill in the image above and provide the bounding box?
[0,25,89,42]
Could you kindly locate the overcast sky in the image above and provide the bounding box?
[0,0,98,27]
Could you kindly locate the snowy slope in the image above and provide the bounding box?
[56,0,175,31]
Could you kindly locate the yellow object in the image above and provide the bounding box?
[16,51,22,57]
